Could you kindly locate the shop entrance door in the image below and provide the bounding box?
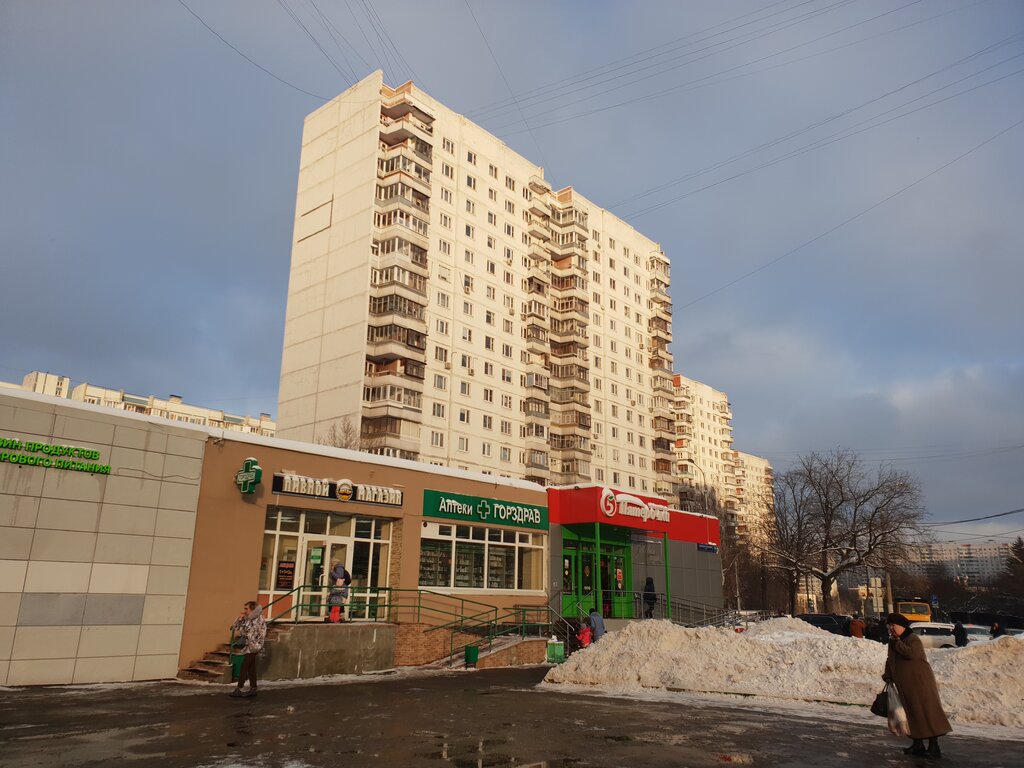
[600,549,632,619]
[297,538,350,621]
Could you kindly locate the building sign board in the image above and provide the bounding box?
[234,457,262,494]
[423,489,548,530]
[271,472,404,507]
[0,435,111,475]
[275,560,296,590]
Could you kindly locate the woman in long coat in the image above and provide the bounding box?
[883,613,951,758]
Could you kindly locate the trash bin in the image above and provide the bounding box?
[230,653,244,681]
[464,644,479,668]
[546,640,565,664]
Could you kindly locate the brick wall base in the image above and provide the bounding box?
[394,623,480,666]
[475,638,547,668]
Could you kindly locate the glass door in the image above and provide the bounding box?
[298,538,350,621]
[561,546,578,616]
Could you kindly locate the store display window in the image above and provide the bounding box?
[418,522,545,591]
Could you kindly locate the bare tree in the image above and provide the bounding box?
[316,417,362,451]
[758,450,927,613]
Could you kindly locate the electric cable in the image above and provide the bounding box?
[923,508,1024,526]
[673,113,1024,311]
[275,0,354,86]
[176,0,329,100]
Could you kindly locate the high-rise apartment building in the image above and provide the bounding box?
[733,450,773,544]
[277,72,674,491]
[673,374,734,514]
[903,541,1011,586]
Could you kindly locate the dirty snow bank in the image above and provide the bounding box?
[544,619,1024,728]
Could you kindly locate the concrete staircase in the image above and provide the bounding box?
[177,623,296,683]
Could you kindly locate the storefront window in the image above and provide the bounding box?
[275,536,299,590]
[418,523,546,591]
[279,510,300,533]
[455,542,485,588]
[304,512,327,534]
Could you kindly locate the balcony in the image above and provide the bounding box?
[528,216,550,241]
[379,112,433,146]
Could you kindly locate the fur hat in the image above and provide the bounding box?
[887,613,911,629]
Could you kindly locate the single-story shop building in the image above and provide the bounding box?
[0,389,720,685]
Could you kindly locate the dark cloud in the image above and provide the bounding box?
[1,0,1022,533]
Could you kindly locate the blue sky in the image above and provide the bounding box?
[2,0,1022,537]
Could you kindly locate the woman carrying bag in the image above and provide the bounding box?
[882,613,951,759]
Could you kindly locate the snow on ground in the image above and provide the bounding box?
[544,618,1024,729]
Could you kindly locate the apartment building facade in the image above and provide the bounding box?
[673,375,735,515]
[733,450,774,545]
[277,72,674,493]
[0,371,275,437]
[903,541,1012,586]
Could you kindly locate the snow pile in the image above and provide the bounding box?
[544,619,1024,728]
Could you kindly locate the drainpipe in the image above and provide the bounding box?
[594,521,602,615]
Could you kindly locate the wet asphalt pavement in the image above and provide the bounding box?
[1,666,1022,767]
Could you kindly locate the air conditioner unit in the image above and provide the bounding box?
[630,401,636,407]
[444,362,452,370]
[507,306,515,315]
[469,368,476,376]
[463,285,471,294]
[520,313,528,321]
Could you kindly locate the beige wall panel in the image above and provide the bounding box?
[0,626,13,659]
[303,101,341,144]
[52,414,116,444]
[100,475,161,508]
[142,594,186,625]
[280,337,324,373]
[165,434,205,460]
[295,199,333,241]
[29,529,96,562]
[108,446,165,478]
[0,560,29,592]
[146,565,190,596]
[7,658,75,686]
[153,509,197,539]
[299,126,338,168]
[0,463,46,497]
[278,369,321,403]
[88,563,149,594]
[23,561,91,592]
[1,494,40,528]
[11,625,81,660]
[150,537,192,567]
[298,156,337,192]
[94,533,154,565]
[315,357,363,396]
[132,653,177,681]
[0,659,7,684]
[283,307,326,348]
[0,527,32,559]
[112,424,168,453]
[288,226,330,269]
[73,655,137,684]
[41,469,106,503]
[284,280,327,319]
[0,593,21,623]
[162,455,202,485]
[321,294,367,334]
[0,404,55,435]
[286,256,328,302]
[77,625,141,658]
[314,386,363,428]
[36,497,100,532]
[97,504,157,536]
[157,481,200,513]
[137,624,183,656]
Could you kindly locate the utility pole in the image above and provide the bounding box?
[885,571,894,614]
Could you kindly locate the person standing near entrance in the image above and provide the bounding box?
[328,560,351,622]
[589,608,606,642]
[230,601,267,698]
[643,577,657,619]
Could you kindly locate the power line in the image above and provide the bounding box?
[463,0,547,167]
[470,0,836,122]
[345,0,390,80]
[275,0,353,86]
[308,0,373,73]
[610,30,1024,212]
[494,0,986,137]
[358,0,399,82]
[176,0,328,101]
[362,0,424,88]
[674,113,1024,311]
[304,0,362,82]
[467,0,808,118]
[924,508,1024,527]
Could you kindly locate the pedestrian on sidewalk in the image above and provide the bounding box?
[576,618,592,648]
[882,612,951,759]
[643,577,657,619]
[849,613,865,638]
[589,608,606,642]
[230,601,267,699]
[328,578,348,623]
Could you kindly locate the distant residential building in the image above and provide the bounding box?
[733,451,774,545]
[904,541,1011,586]
[673,375,735,514]
[6,371,275,437]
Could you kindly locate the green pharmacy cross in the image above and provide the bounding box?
[235,457,263,495]
[477,499,491,521]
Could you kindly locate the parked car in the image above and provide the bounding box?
[795,614,848,635]
[910,621,956,649]
[961,623,993,644]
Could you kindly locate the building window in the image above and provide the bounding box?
[443,137,455,153]
[466,175,477,190]
[483,414,493,429]
[458,436,469,452]
[417,523,544,590]
[431,431,445,447]
[432,402,446,418]
[466,150,477,165]
[433,374,447,390]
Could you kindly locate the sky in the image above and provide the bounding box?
[1,0,1022,540]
